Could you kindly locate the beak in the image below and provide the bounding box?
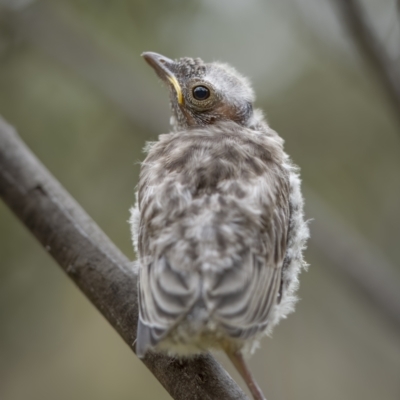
[142,51,184,105]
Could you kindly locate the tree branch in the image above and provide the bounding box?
[333,0,400,128]
[0,116,248,400]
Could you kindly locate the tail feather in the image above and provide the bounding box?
[136,318,165,358]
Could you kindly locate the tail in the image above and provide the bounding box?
[136,318,165,358]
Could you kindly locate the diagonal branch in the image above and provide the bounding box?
[0,116,248,400]
[333,0,400,129]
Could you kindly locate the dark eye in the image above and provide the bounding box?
[192,85,210,100]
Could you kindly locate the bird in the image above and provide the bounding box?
[130,51,309,400]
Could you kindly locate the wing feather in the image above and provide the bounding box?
[136,256,200,356]
[205,253,282,340]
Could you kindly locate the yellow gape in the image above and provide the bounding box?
[167,75,184,105]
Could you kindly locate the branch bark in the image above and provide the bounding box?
[333,0,400,128]
[0,116,248,400]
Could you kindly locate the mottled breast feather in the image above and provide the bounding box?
[132,120,300,356]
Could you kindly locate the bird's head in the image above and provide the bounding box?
[142,52,255,131]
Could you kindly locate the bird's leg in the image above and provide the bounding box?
[226,349,267,400]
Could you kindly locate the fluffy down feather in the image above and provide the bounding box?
[130,119,308,357]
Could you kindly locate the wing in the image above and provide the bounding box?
[204,189,290,341]
[205,254,281,340]
[136,256,200,357]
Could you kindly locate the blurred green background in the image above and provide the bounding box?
[1,0,400,399]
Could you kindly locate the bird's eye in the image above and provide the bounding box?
[192,86,210,101]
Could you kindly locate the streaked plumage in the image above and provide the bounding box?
[130,52,308,400]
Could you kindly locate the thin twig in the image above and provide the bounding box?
[333,0,400,128]
[0,116,248,400]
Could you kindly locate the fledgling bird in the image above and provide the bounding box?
[130,52,309,400]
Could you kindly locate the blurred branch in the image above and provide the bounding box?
[0,116,248,400]
[333,0,400,129]
[398,0,400,20]
[4,2,167,133]
[306,189,400,331]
